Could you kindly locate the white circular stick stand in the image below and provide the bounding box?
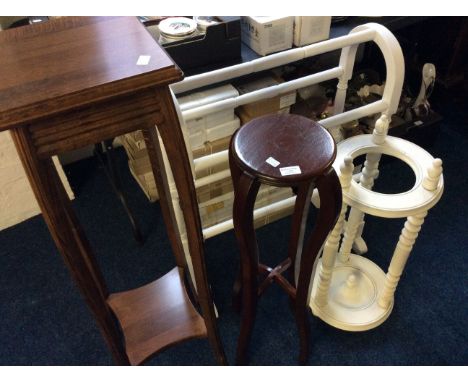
[310,254,392,331]
[310,115,444,331]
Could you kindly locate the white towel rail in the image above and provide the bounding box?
[161,23,404,272]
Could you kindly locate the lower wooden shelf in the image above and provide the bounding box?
[107,267,207,365]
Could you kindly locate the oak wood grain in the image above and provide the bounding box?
[154,86,228,365]
[29,88,163,158]
[10,126,130,365]
[0,16,181,130]
[2,17,226,365]
[107,267,207,366]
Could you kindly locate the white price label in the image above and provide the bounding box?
[280,166,302,176]
[266,157,280,167]
[136,55,151,66]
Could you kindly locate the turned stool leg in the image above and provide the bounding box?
[231,171,260,365]
[295,170,342,365]
[315,157,354,307]
[379,212,428,309]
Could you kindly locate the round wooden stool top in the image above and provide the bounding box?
[231,114,336,186]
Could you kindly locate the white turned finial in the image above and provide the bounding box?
[339,156,354,188]
[372,114,390,145]
[422,158,443,191]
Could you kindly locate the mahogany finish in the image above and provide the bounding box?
[0,17,179,130]
[231,114,336,186]
[0,17,226,365]
[229,114,342,365]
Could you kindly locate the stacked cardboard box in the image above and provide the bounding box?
[240,16,294,56]
[122,84,241,202]
[197,177,294,229]
[192,136,231,178]
[178,84,240,151]
[235,74,296,124]
[122,77,298,231]
[293,17,331,47]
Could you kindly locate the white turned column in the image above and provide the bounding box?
[378,211,428,309]
[314,157,354,307]
[341,114,390,259]
[379,158,445,309]
[359,152,381,188]
[338,207,363,263]
[352,221,368,254]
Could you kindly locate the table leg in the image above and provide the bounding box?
[153,87,227,365]
[142,127,187,269]
[10,127,129,365]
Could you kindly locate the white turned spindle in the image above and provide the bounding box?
[314,157,354,307]
[378,211,428,309]
[341,114,389,256]
[339,147,382,262]
[338,207,363,263]
[359,152,381,189]
[372,114,390,145]
[422,158,443,191]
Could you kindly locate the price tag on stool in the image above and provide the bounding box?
[280,166,302,176]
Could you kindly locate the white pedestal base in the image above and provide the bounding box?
[310,254,393,331]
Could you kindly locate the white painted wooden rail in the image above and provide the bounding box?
[163,22,405,245]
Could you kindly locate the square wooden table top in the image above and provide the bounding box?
[0,16,183,131]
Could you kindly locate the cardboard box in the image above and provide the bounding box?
[205,117,240,142]
[293,17,331,47]
[192,136,231,179]
[188,130,205,150]
[128,163,159,202]
[187,116,240,150]
[236,75,296,119]
[253,203,294,229]
[177,84,239,136]
[192,136,232,159]
[197,177,233,204]
[240,16,294,56]
[238,106,290,125]
[198,182,294,229]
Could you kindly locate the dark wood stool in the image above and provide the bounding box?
[229,114,342,365]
